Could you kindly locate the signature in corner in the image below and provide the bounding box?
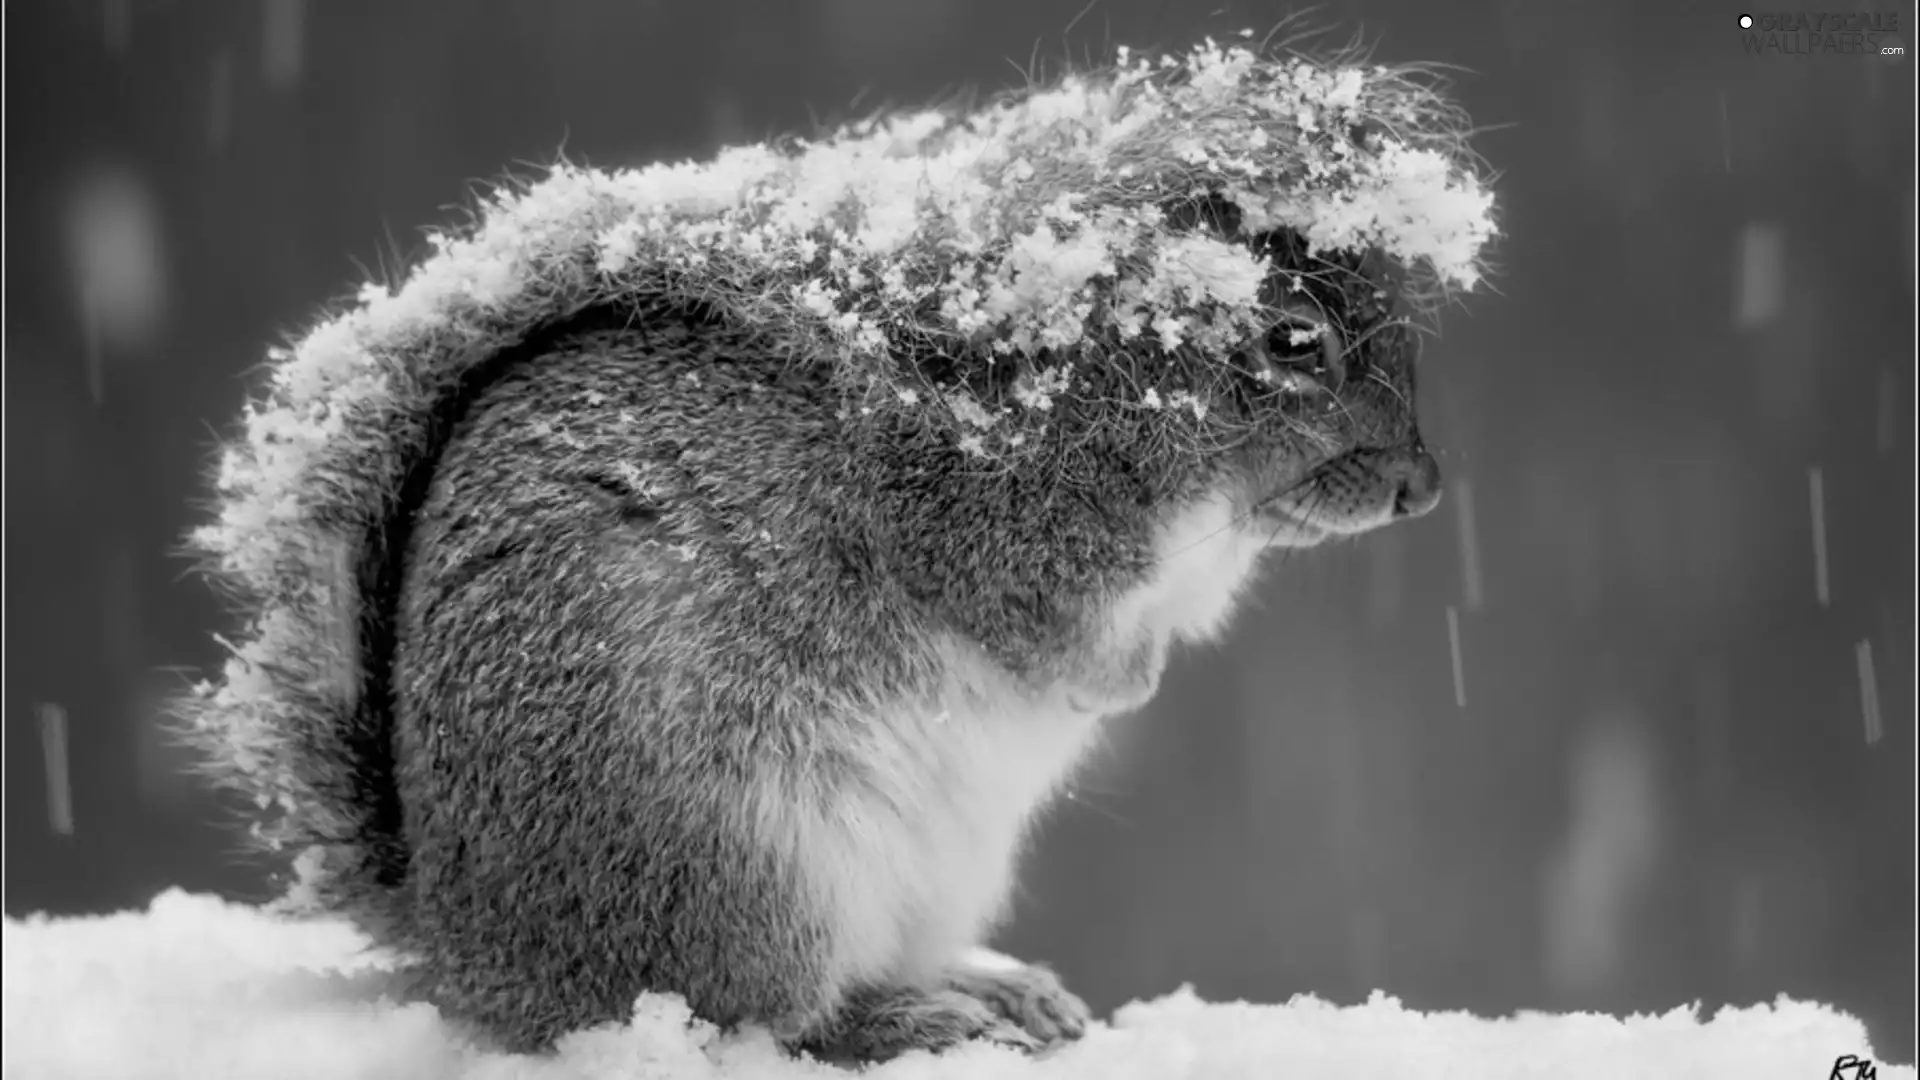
[1830,1054,1879,1080]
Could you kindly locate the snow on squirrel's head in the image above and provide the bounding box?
[584,33,1495,474]
[209,32,1499,588]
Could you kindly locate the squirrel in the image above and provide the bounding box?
[177,41,1491,1063]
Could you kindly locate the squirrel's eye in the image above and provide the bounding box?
[1239,303,1346,395]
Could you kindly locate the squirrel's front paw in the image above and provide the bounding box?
[1064,632,1167,716]
[796,985,1039,1064]
[945,952,1091,1048]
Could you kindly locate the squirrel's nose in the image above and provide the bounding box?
[1387,448,1443,519]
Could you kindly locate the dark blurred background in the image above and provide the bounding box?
[4,0,1915,1063]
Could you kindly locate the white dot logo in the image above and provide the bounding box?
[1739,14,1753,27]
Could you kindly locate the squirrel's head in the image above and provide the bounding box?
[913,191,1446,554]
[568,38,1492,557]
[1194,204,1444,548]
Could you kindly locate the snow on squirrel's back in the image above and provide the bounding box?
[2,891,1908,1080]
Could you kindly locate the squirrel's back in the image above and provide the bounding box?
[375,300,1286,1049]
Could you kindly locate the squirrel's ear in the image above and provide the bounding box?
[1245,224,1308,264]
[1347,117,1390,152]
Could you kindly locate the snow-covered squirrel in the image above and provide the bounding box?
[177,40,1496,1062]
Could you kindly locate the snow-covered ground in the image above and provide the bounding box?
[3,890,1908,1080]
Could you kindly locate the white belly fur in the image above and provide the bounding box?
[762,490,1271,999]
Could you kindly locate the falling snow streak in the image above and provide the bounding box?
[1855,640,1883,746]
[81,297,105,406]
[1367,527,1406,630]
[1730,876,1764,968]
[37,704,74,836]
[208,52,234,152]
[1807,466,1830,607]
[1347,909,1388,989]
[262,0,307,90]
[1876,600,1903,724]
[1453,478,1484,612]
[1324,677,1364,850]
[1733,222,1785,332]
[102,0,130,54]
[67,167,167,363]
[1717,89,1733,173]
[1446,605,1466,708]
[1875,367,1896,456]
[1565,501,1600,616]
[1692,663,1733,816]
[1543,719,1663,993]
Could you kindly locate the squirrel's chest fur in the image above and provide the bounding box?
[760,491,1269,992]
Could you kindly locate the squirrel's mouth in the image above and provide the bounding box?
[1252,505,1335,548]
[1254,444,1442,547]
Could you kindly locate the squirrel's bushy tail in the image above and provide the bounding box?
[177,171,648,916]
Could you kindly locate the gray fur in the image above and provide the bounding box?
[174,36,1494,1061]
[185,206,1444,1059]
